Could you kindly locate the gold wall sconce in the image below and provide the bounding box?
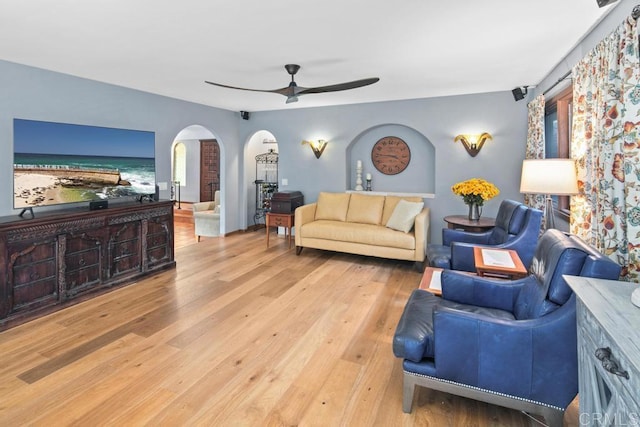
[302,139,328,159]
[454,132,492,157]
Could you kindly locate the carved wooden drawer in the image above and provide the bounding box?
[11,261,57,310]
[7,240,58,314]
[107,220,141,277]
[65,266,102,293]
[111,239,139,259]
[110,245,141,277]
[64,249,101,294]
[11,240,56,267]
[65,249,100,270]
[146,215,171,267]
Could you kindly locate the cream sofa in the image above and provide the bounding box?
[294,192,429,262]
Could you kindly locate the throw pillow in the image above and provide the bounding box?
[386,199,424,233]
[382,196,423,225]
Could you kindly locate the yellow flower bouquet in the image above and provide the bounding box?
[451,178,500,206]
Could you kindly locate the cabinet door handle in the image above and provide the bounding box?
[595,347,629,379]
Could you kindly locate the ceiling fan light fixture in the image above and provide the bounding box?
[286,95,298,104]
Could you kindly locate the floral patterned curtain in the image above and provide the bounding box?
[524,95,547,218]
[570,13,640,280]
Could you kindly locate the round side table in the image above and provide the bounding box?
[443,215,496,233]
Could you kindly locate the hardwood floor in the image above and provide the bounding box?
[0,218,579,426]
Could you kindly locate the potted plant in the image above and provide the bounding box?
[451,178,500,221]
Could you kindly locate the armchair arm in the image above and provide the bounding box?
[442,228,491,246]
[449,242,478,272]
[440,270,527,311]
[192,201,215,213]
[412,207,430,262]
[432,298,578,408]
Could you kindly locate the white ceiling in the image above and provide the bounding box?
[0,0,619,112]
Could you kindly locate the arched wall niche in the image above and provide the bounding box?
[243,130,278,229]
[346,124,435,194]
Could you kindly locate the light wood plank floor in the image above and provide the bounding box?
[0,220,579,426]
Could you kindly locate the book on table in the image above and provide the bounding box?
[480,249,516,268]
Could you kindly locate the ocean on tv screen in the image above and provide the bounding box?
[13,153,155,208]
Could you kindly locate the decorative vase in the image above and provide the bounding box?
[468,203,482,221]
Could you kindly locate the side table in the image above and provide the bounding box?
[265,212,295,249]
[443,215,495,233]
[419,267,443,296]
[473,247,527,279]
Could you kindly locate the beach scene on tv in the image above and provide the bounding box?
[13,119,156,209]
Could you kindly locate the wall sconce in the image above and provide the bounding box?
[301,139,328,159]
[454,132,492,157]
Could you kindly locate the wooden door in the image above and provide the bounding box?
[200,139,220,202]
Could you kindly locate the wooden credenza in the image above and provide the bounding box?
[0,200,176,330]
[566,276,640,425]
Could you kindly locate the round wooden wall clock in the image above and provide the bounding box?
[371,136,411,175]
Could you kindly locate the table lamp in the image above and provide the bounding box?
[520,159,579,230]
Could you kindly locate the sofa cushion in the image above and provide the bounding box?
[315,192,351,221]
[301,220,416,250]
[382,196,424,225]
[346,193,385,225]
[386,199,424,233]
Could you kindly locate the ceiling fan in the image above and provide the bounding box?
[205,64,380,104]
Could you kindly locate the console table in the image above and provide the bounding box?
[0,200,176,330]
[565,276,640,424]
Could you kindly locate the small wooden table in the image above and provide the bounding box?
[473,247,527,279]
[419,267,443,295]
[265,212,295,249]
[444,215,495,233]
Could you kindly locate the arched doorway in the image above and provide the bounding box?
[172,125,225,234]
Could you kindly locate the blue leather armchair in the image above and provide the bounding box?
[427,199,543,272]
[393,229,621,426]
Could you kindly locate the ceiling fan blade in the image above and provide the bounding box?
[205,80,289,95]
[297,77,380,95]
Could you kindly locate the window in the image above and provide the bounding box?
[544,85,572,218]
[173,142,186,185]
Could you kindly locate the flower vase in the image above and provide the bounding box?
[468,203,482,221]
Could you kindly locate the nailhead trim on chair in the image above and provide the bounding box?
[404,370,564,411]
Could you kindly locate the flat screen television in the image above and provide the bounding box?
[13,118,156,210]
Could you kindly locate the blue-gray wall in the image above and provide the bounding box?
[240,92,528,244]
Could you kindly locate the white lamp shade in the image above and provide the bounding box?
[520,159,579,195]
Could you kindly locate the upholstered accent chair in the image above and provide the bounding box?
[393,229,621,426]
[192,190,220,241]
[426,200,543,272]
